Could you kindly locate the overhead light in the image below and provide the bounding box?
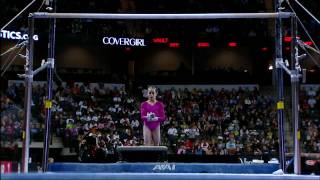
[268,64,273,70]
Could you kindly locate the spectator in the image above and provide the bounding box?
[226,133,237,155]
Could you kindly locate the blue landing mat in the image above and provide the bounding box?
[48,163,279,173]
[2,173,319,180]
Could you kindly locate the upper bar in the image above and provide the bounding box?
[32,12,293,19]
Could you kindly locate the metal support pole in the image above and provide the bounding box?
[32,62,51,76]
[291,15,301,174]
[32,12,293,20]
[291,72,301,174]
[42,0,56,172]
[275,0,286,172]
[22,14,34,173]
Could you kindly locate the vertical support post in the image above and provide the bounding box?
[291,66,301,175]
[42,0,56,172]
[275,0,286,171]
[22,14,34,173]
[290,14,301,174]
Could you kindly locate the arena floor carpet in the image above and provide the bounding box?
[2,172,319,180]
[2,163,320,180]
[47,162,280,173]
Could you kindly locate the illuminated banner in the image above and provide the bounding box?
[169,42,180,48]
[102,36,146,47]
[197,42,210,48]
[152,38,169,43]
[0,30,39,41]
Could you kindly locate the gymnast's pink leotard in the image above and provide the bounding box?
[140,101,166,130]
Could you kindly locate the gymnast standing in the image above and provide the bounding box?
[140,86,166,146]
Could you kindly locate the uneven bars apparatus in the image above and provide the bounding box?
[23,11,297,173]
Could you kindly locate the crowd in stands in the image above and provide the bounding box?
[300,87,320,153]
[1,81,319,161]
[161,86,279,156]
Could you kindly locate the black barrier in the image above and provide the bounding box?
[116,146,168,162]
[287,158,320,175]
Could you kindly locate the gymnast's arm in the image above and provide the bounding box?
[140,102,148,122]
[157,102,166,122]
